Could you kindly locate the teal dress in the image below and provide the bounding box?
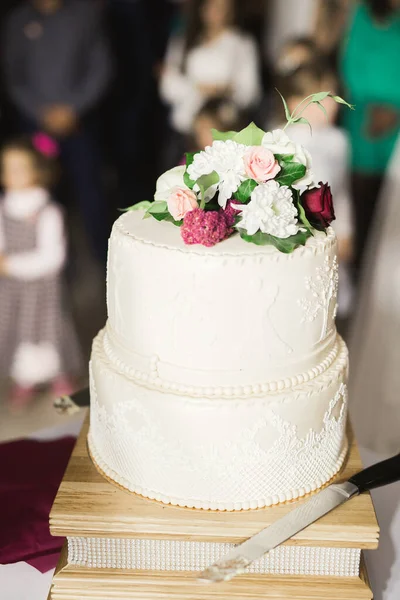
[340,3,400,175]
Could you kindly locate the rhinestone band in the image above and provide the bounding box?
[67,537,360,577]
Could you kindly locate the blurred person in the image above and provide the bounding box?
[276,60,354,317]
[340,0,400,275]
[192,97,246,150]
[160,0,261,166]
[3,0,112,263]
[349,132,400,600]
[0,134,82,411]
[265,0,317,64]
[312,0,353,67]
[275,37,319,77]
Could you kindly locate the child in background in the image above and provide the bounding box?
[275,59,354,316]
[275,37,319,78]
[0,134,82,410]
[192,98,246,150]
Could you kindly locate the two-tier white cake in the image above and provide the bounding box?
[89,214,347,510]
[88,114,349,511]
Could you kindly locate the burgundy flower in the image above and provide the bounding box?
[181,208,232,247]
[301,182,335,229]
[220,199,241,228]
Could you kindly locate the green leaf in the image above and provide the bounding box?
[293,117,310,125]
[184,152,197,190]
[197,171,219,209]
[234,179,258,203]
[239,229,312,253]
[233,122,265,146]
[292,116,312,134]
[119,200,152,212]
[150,212,182,226]
[275,162,306,186]
[274,153,294,163]
[311,91,331,102]
[330,95,355,110]
[146,201,168,214]
[314,102,328,118]
[211,128,238,142]
[185,152,196,168]
[184,171,195,189]
[295,191,314,233]
[276,88,291,123]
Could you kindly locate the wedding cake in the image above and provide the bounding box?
[88,95,350,511]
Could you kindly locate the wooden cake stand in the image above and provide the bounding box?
[48,415,378,599]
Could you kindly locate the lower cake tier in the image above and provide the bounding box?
[88,332,349,511]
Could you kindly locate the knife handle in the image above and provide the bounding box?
[348,452,400,493]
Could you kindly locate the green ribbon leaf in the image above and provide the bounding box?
[184,152,197,190]
[234,179,258,203]
[314,102,328,118]
[146,200,168,214]
[311,91,331,102]
[211,129,238,142]
[275,162,306,186]
[291,116,312,134]
[150,212,182,226]
[239,229,312,253]
[119,200,152,212]
[197,171,219,209]
[330,95,355,110]
[276,88,292,123]
[233,122,265,146]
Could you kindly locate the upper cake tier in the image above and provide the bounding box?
[105,211,339,393]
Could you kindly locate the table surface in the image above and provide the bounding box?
[50,417,379,549]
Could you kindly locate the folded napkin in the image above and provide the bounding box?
[0,437,75,572]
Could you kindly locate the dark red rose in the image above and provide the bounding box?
[301,182,335,229]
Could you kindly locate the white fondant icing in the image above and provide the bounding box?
[102,325,340,397]
[105,212,339,388]
[90,212,349,510]
[89,332,348,511]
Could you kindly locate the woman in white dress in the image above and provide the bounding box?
[160,0,261,162]
[349,133,400,600]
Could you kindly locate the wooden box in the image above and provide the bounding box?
[48,417,378,599]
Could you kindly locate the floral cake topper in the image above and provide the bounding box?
[128,92,353,253]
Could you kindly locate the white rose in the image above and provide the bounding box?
[262,129,296,156]
[262,129,315,189]
[235,180,299,238]
[154,165,187,201]
[291,144,315,189]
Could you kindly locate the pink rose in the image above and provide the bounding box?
[243,146,281,183]
[167,187,198,221]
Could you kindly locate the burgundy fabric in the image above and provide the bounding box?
[0,436,76,572]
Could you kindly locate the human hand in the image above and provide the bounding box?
[337,237,353,264]
[41,105,78,137]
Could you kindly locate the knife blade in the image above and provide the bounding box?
[199,451,400,583]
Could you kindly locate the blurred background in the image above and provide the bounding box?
[0,1,400,598]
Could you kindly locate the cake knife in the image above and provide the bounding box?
[199,452,400,583]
